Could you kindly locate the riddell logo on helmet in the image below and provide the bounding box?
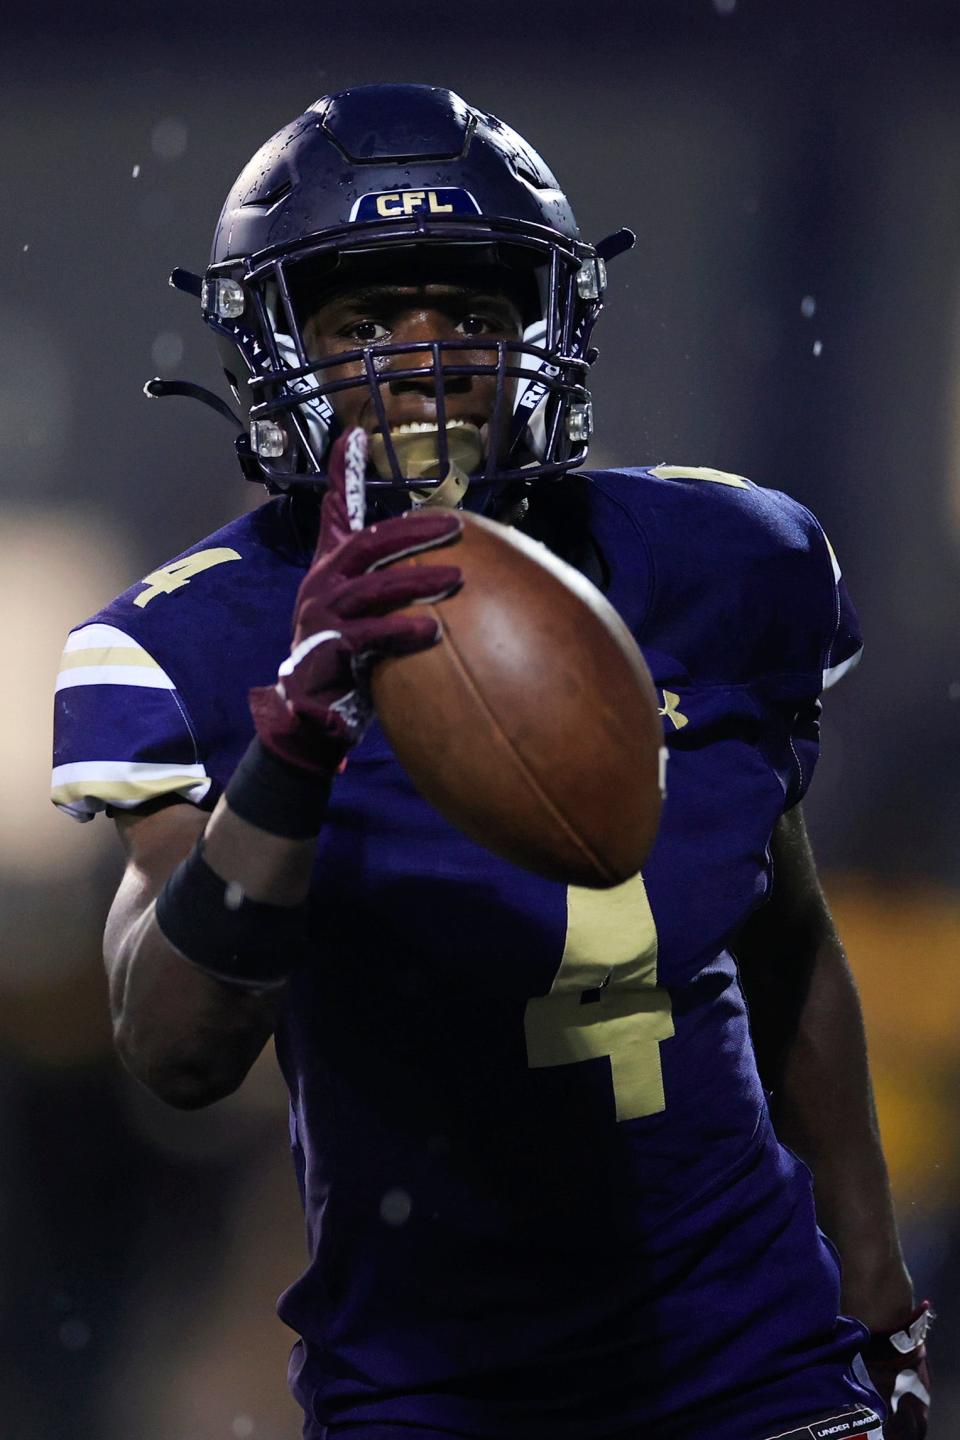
[350,188,483,222]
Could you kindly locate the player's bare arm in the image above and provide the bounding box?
[737,806,932,1433]
[104,799,300,1107]
[737,805,913,1326]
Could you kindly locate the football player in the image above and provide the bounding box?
[51,86,931,1440]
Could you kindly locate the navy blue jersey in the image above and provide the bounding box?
[52,467,874,1439]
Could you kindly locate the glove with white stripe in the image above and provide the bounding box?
[249,427,463,776]
[862,1300,933,1439]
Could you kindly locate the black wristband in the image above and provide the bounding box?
[224,736,331,839]
[155,839,308,990]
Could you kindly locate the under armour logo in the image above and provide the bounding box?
[658,690,689,730]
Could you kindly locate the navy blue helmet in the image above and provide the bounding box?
[166,85,633,501]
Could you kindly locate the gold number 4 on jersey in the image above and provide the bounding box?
[524,874,674,1122]
[134,548,241,608]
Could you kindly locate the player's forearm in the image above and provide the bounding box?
[109,898,287,1108]
[771,935,914,1328]
[107,796,316,1107]
[738,806,914,1328]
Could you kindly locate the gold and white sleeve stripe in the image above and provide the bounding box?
[51,623,211,819]
[55,622,177,692]
[51,761,211,819]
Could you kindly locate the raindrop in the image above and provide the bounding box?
[151,331,184,369]
[152,118,188,162]
[379,1188,412,1227]
[948,681,960,701]
[800,295,816,318]
[713,0,736,13]
[22,243,29,253]
[131,163,141,179]
[812,340,823,357]
[231,1417,255,1439]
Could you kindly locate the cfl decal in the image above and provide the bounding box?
[350,187,483,222]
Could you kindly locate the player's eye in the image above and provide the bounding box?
[340,319,390,344]
[457,314,498,337]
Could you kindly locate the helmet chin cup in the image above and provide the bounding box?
[370,421,484,484]
[368,422,484,512]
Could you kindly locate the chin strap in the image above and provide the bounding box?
[143,377,243,429]
[595,227,636,262]
[169,267,203,297]
[152,267,269,481]
[407,466,471,510]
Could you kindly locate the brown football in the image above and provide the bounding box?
[370,512,663,888]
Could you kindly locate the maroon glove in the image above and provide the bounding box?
[249,427,463,775]
[862,1301,933,1439]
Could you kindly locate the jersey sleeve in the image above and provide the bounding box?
[51,622,212,822]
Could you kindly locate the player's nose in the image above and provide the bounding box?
[385,308,473,398]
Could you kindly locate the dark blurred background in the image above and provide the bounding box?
[3,0,959,1435]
